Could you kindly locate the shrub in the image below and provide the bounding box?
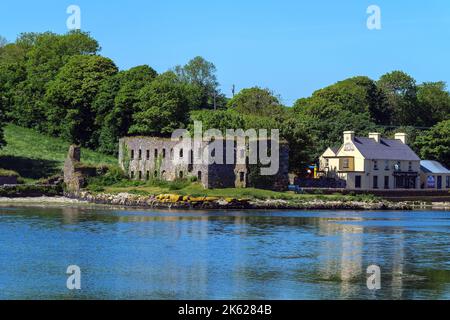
[0,185,62,197]
[0,169,20,177]
[88,166,126,186]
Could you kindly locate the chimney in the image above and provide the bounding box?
[395,133,408,144]
[343,131,355,143]
[369,132,381,143]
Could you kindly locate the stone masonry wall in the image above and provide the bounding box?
[119,137,290,190]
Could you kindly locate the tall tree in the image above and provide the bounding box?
[189,109,245,133]
[130,71,190,136]
[377,71,420,126]
[175,56,224,109]
[44,55,118,145]
[0,33,37,122]
[415,120,450,168]
[292,87,379,161]
[94,65,158,154]
[10,31,100,129]
[309,76,389,124]
[417,81,450,127]
[227,87,286,120]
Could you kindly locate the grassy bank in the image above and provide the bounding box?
[0,124,116,182]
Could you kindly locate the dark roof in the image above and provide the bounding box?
[330,146,340,154]
[350,137,420,161]
[420,160,450,174]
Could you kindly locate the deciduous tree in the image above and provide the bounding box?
[175,56,225,109]
[130,72,190,136]
[44,55,118,145]
[415,120,450,168]
[377,71,420,126]
[94,65,158,154]
[11,31,100,129]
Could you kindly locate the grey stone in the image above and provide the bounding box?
[118,137,289,191]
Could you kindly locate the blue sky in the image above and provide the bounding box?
[1,0,450,106]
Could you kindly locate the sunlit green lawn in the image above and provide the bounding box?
[99,182,373,202]
[0,124,116,181]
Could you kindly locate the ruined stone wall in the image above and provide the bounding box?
[246,142,290,191]
[63,145,98,192]
[207,164,236,188]
[64,145,80,191]
[119,137,290,190]
[273,142,290,191]
[119,137,211,186]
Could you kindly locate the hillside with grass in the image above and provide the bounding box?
[0,124,117,182]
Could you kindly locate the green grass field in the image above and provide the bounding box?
[0,124,117,182]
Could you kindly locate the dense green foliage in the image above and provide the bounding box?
[292,77,381,160]
[415,120,450,168]
[93,65,158,154]
[44,55,118,145]
[227,87,285,119]
[129,71,192,136]
[1,30,449,178]
[6,31,100,130]
[417,82,450,127]
[175,56,226,110]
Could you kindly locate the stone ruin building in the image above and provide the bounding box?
[118,136,289,191]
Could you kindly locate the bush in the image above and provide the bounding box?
[167,179,191,190]
[0,184,62,197]
[0,168,19,177]
[353,193,379,202]
[87,166,126,187]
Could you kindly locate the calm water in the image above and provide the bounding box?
[0,206,449,300]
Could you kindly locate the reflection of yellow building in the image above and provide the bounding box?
[320,131,421,190]
[317,219,364,298]
[317,218,409,299]
[390,229,405,299]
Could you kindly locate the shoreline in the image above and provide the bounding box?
[1,192,410,211]
[1,193,449,211]
[67,191,413,210]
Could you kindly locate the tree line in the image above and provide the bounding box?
[1,31,449,174]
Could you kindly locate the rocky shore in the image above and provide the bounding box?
[64,191,412,210]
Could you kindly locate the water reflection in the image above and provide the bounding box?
[0,207,449,299]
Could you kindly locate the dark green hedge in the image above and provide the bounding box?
[0,185,63,197]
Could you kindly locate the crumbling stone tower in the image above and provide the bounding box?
[64,145,97,192]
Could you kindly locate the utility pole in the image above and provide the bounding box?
[232,84,235,97]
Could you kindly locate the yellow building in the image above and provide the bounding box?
[319,131,421,190]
